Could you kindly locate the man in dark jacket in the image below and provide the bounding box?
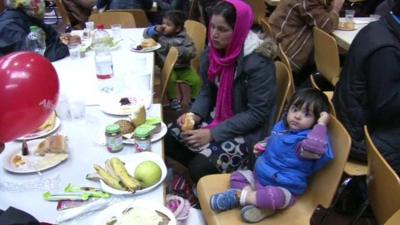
[333,1,400,173]
[0,0,69,61]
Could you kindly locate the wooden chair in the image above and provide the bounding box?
[184,19,206,73]
[53,0,72,28]
[247,0,267,25]
[349,126,400,225]
[259,17,273,38]
[277,44,295,100]
[310,27,341,98]
[273,61,292,123]
[197,115,351,225]
[107,9,150,27]
[153,47,179,104]
[89,12,136,28]
[385,209,400,225]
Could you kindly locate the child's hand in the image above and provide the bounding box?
[155,25,164,33]
[253,141,267,157]
[317,112,330,126]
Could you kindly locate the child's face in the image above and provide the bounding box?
[286,104,316,131]
[161,18,179,36]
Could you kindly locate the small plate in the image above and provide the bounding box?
[131,43,162,53]
[3,138,68,174]
[16,117,61,141]
[100,96,150,116]
[122,122,167,144]
[93,199,176,225]
[99,152,167,195]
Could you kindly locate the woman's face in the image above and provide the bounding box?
[209,15,233,50]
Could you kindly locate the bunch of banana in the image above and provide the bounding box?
[93,157,142,193]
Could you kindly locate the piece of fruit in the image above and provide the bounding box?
[94,164,126,191]
[110,158,141,192]
[134,161,162,188]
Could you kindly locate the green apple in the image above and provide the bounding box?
[134,160,162,188]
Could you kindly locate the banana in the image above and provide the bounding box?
[110,157,141,192]
[104,159,119,180]
[94,164,126,191]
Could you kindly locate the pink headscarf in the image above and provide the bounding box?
[207,0,254,128]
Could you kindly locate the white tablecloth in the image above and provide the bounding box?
[0,104,164,224]
[333,17,377,51]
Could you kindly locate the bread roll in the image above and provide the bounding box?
[115,120,135,135]
[35,135,68,156]
[181,113,195,132]
[140,38,157,48]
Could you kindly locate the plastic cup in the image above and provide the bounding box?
[345,10,355,22]
[111,24,122,41]
[68,43,80,59]
[85,21,95,31]
[369,14,381,21]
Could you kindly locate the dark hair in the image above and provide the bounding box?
[282,88,330,127]
[163,10,186,30]
[211,1,236,29]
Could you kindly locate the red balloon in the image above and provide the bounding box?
[0,52,59,142]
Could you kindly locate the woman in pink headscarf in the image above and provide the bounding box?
[165,0,278,183]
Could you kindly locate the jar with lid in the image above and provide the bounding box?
[134,128,151,152]
[105,124,124,153]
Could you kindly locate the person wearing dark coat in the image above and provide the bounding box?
[0,0,69,61]
[333,2,400,173]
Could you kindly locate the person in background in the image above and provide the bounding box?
[375,0,396,15]
[0,0,72,61]
[150,0,191,24]
[333,0,400,173]
[63,0,96,29]
[144,10,201,111]
[95,0,152,11]
[210,89,332,223]
[268,0,344,85]
[165,0,278,183]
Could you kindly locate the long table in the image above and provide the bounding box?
[0,28,164,224]
[333,17,377,51]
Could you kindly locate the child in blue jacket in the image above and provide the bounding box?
[210,88,334,223]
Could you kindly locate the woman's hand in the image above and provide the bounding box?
[317,112,330,126]
[177,112,201,128]
[182,129,213,148]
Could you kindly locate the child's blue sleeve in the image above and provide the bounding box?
[145,26,158,38]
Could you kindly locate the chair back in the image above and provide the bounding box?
[277,44,295,99]
[184,20,206,73]
[259,17,273,37]
[107,9,149,27]
[159,47,179,103]
[313,27,341,87]
[274,61,291,123]
[54,0,71,27]
[305,116,351,208]
[89,12,136,28]
[247,0,266,24]
[365,126,400,225]
[385,209,400,225]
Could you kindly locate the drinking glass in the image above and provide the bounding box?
[111,24,123,41]
[345,10,355,22]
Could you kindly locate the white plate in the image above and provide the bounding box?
[16,117,61,141]
[100,96,151,116]
[130,43,162,53]
[93,199,176,225]
[3,138,68,174]
[123,122,167,144]
[100,152,167,195]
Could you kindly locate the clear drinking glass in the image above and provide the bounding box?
[111,24,123,41]
[345,10,355,22]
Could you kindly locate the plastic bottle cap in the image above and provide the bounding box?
[96,24,105,30]
[106,124,121,133]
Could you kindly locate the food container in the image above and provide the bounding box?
[105,124,124,153]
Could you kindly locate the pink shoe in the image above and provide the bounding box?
[166,194,191,225]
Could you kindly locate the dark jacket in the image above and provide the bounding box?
[191,34,278,153]
[333,14,400,172]
[0,9,69,62]
[144,26,195,68]
[97,0,153,10]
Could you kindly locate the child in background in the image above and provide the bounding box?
[210,88,333,223]
[144,10,201,111]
